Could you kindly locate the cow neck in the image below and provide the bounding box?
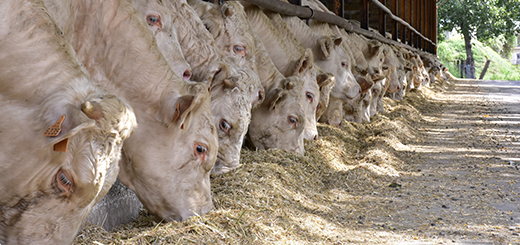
[47,0,181,106]
[164,0,223,83]
[245,7,300,78]
[281,16,325,61]
[0,0,91,106]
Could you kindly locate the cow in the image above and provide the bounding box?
[131,0,192,80]
[244,5,334,141]
[43,0,219,221]
[190,0,312,154]
[279,14,361,121]
[0,0,136,243]
[141,0,262,174]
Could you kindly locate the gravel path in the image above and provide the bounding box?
[368,79,520,244]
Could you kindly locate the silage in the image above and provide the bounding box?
[74,82,451,245]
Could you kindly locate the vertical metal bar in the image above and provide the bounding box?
[333,0,344,18]
[379,0,387,36]
[361,0,369,29]
[392,0,398,41]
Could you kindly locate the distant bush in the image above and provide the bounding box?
[438,37,520,80]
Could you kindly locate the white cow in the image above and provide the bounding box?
[43,0,219,221]
[0,0,136,243]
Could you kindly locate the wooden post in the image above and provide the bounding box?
[400,0,406,43]
[407,0,412,46]
[361,0,369,29]
[479,60,491,80]
[392,0,398,41]
[433,0,438,54]
[379,0,387,36]
[333,0,344,18]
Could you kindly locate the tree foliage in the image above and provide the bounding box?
[438,0,520,78]
[438,0,520,41]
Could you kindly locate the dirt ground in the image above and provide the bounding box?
[75,78,520,244]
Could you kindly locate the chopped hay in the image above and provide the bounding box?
[74,80,457,244]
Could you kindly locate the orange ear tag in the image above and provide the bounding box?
[44,115,66,137]
[53,138,69,152]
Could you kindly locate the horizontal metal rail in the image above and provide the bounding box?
[240,0,433,55]
[370,0,436,47]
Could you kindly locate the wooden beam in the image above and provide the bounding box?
[407,0,412,46]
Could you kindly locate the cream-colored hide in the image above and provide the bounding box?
[186,0,265,173]
[280,15,361,121]
[0,0,136,244]
[192,0,309,155]
[43,0,218,221]
[131,0,192,80]
[245,6,331,141]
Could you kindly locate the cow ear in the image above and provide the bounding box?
[265,88,284,111]
[222,5,233,17]
[171,95,200,130]
[333,36,342,46]
[318,36,332,58]
[208,62,230,89]
[316,72,335,90]
[294,49,313,75]
[356,75,374,92]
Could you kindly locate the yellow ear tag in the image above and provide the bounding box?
[53,138,69,152]
[44,115,65,137]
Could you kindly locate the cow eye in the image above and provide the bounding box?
[287,116,298,129]
[306,92,314,103]
[341,61,348,68]
[147,15,160,25]
[220,119,231,134]
[317,103,321,110]
[194,142,208,162]
[380,58,384,62]
[233,45,246,56]
[373,89,378,94]
[56,169,73,193]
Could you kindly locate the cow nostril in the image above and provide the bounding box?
[183,69,191,80]
[313,135,318,141]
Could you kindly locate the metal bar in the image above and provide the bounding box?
[241,0,433,54]
[361,0,369,29]
[379,0,386,37]
[370,0,436,46]
[333,0,344,18]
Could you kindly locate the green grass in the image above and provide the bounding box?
[437,37,520,80]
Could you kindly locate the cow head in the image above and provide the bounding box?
[247,76,306,154]
[117,82,218,221]
[209,58,262,174]
[133,0,192,80]
[0,93,136,244]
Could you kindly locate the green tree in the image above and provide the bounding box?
[438,0,520,78]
